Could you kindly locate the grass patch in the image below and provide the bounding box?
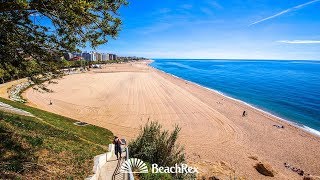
[0,98,114,179]
[0,97,112,146]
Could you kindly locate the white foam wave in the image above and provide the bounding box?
[149,62,320,137]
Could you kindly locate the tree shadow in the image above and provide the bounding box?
[0,123,39,178]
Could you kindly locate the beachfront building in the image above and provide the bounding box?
[101,53,109,61]
[72,52,82,58]
[81,52,90,61]
[66,51,116,61]
[108,54,117,61]
[63,53,73,60]
[91,52,97,61]
[82,52,97,61]
[117,56,146,62]
[95,52,102,61]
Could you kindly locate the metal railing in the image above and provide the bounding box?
[126,147,134,180]
[112,140,134,180]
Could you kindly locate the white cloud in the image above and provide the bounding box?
[207,1,223,9]
[250,0,320,26]
[278,40,320,44]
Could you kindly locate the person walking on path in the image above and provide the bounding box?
[113,136,123,160]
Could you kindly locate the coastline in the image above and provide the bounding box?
[148,61,320,138]
[23,60,320,179]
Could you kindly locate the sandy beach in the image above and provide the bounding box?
[24,61,320,179]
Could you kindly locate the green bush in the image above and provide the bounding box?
[129,121,185,167]
[128,121,199,179]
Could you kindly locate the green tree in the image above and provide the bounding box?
[60,59,71,68]
[0,68,5,84]
[23,60,41,77]
[3,63,19,80]
[0,0,127,81]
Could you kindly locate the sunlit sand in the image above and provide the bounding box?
[25,61,320,179]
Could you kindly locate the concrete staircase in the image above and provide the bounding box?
[86,144,130,180]
[100,150,127,180]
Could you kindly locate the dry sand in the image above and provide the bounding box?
[24,61,320,179]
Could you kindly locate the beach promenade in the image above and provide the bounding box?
[24,61,320,179]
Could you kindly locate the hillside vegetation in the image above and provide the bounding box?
[0,97,113,179]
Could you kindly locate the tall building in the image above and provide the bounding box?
[101,53,109,61]
[95,52,102,61]
[72,52,82,57]
[82,52,96,61]
[90,52,96,61]
[63,53,73,60]
[75,51,119,61]
[108,54,117,61]
[81,52,91,61]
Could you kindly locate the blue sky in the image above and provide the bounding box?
[92,0,320,59]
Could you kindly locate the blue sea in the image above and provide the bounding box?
[151,59,320,135]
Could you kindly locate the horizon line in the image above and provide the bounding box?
[150,58,320,61]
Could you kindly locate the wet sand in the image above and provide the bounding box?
[24,61,320,179]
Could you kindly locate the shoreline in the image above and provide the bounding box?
[148,61,320,138]
[23,60,320,179]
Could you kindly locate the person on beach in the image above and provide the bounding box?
[113,136,123,160]
[242,111,247,117]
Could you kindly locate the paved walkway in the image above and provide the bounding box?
[98,150,127,180]
[99,154,118,180]
[0,101,34,117]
